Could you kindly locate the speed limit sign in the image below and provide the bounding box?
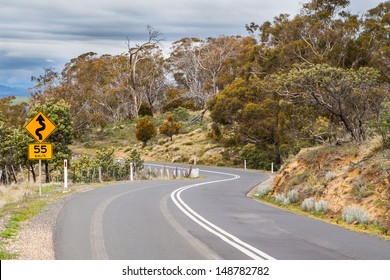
[28,143,53,160]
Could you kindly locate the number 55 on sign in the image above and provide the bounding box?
[28,143,53,160]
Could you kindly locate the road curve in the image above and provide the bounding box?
[54,164,390,260]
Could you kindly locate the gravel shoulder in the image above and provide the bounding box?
[6,195,72,260]
[3,184,111,260]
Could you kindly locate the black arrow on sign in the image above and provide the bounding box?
[35,114,46,141]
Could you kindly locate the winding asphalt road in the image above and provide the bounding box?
[54,164,390,260]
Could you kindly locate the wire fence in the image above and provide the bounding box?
[0,163,198,186]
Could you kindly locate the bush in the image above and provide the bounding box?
[352,179,374,199]
[301,197,315,212]
[208,122,222,140]
[287,189,299,203]
[256,184,271,198]
[314,200,328,213]
[240,144,278,170]
[342,206,370,225]
[138,102,153,117]
[325,171,336,182]
[172,107,190,122]
[282,197,291,206]
[370,102,390,149]
[125,149,144,173]
[159,114,181,141]
[135,116,156,147]
[275,193,286,204]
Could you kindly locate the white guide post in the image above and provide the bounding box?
[130,162,134,181]
[64,159,68,190]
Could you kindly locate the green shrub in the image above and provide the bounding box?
[287,189,299,203]
[314,200,328,213]
[240,144,278,170]
[302,198,315,212]
[342,206,370,225]
[256,184,271,198]
[138,102,153,117]
[287,171,310,187]
[370,102,390,149]
[172,107,190,122]
[352,179,374,199]
[275,193,286,204]
[125,149,144,174]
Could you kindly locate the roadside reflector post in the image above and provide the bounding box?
[64,159,68,190]
[271,162,274,174]
[244,159,247,170]
[130,162,134,181]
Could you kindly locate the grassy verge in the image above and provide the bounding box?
[252,192,390,240]
[0,183,72,259]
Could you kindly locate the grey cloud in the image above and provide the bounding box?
[0,0,384,88]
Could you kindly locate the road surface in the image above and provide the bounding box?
[54,164,390,259]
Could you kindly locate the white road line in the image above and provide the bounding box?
[169,168,276,260]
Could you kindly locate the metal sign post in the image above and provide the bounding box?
[39,160,42,196]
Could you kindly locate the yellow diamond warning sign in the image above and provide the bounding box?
[24,112,56,143]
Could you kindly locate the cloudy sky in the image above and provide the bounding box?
[0,0,385,88]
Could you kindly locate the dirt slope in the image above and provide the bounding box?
[271,140,390,232]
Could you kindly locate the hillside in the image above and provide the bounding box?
[70,111,237,168]
[269,139,390,235]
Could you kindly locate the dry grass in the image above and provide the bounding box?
[142,128,228,166]
[0,183,34,209]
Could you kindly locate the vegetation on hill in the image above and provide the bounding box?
[0,1,389,233]
[257,140,390,235]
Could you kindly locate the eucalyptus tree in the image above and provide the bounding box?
[167,36,245,109]
[134,44,167,115]
[125,25,164,117]
[359,2,390,81]
[274,64,387,142]
[247,0,362,73]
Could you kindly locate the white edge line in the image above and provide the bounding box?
[161,165,276,260]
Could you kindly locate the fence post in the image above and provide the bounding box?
[20,165,25,181]
[5,165,9,185]
[98,167,102,182]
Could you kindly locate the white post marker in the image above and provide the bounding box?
[64,159,68,190]
[244,159,247,170]
[271,162,274,174]
[130,162,134,181]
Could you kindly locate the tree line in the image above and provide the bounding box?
[0,0,389,181]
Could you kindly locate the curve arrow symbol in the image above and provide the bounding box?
[35,114,46,141]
